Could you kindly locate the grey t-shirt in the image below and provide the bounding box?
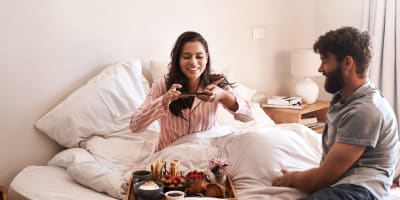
[321,82,398,199]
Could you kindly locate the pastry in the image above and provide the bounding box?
[205,182,225,198]
[169,160,180,176]
[151,160,165,180]
[185,180,208,195]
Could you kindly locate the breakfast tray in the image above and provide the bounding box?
[126,176,238,200]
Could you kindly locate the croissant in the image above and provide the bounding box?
[185,180,208,195]
[205,182,225,198]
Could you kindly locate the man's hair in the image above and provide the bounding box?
[313,26,372,76]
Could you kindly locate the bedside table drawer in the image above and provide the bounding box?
[262,101,329,133]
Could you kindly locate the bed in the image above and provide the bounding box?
[8,60,400,200]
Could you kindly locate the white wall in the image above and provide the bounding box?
[314,0,364,101]
[0,0,363,185]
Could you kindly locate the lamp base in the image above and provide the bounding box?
[294,78,319,104]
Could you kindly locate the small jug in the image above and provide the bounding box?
[132,170,152,184]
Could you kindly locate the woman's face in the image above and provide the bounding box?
[179,41,208,81]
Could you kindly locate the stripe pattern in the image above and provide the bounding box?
[130,80,254,150]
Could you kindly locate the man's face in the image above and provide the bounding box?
[318,53,345,94]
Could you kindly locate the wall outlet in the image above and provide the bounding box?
[252,27,265,40]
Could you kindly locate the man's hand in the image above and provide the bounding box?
[272,169,294,187]
[271,143,366,193]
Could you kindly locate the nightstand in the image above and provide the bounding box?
[0,185,7,200]
[262,101,329,133]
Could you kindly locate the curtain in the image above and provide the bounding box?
[362,0,399,127]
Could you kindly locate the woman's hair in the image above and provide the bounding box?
[166,31,234,118]
[313,26,372,77]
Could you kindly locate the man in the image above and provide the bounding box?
[272,26,398,200]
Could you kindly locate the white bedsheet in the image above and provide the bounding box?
[9,165,117,200]
[11,124,400,200]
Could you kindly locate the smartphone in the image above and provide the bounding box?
[180,92,209,96]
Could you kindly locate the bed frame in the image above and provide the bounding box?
[0,185,8,200]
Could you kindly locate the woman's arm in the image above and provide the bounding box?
[130,81,168,133]
[204,82,255,122]
[219,89,255,122]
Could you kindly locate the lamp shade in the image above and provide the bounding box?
[290,49,321,104]
[290,49,320,77]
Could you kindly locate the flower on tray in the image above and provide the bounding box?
[208,158,231,181]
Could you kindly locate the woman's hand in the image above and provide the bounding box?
[197,78,225,102]
[162,84,182,107]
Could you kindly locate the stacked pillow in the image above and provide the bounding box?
[36,60,159,165]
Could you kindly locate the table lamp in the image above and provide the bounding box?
[290,48,321,104]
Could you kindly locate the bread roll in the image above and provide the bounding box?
[185,180,208,195]
[205,183,225,198]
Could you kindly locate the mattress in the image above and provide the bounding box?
[9,165,117,200]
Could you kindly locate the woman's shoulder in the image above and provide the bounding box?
[151,79,167,92]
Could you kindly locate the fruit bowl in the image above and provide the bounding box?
[164,183,187,192]
[185,170,207,184]
[160,175,187,192]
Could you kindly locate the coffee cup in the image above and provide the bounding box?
[134,181,164,200]
[132,170,152,184]
[165,190,185,200]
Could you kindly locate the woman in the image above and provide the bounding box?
[130,31,255,151]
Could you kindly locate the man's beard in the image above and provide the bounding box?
[324,64,344,94]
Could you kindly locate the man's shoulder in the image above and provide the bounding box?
[348,90,386,115]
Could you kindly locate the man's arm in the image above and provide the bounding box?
[272,142,366,193]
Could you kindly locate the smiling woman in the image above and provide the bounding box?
[130,31,255,151]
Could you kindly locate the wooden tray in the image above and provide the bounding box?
[126,176,237,200]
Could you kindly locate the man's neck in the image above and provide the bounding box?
[339,79,368,102]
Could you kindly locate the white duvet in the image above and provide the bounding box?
[50,123,322,200]
[36,60,324,199]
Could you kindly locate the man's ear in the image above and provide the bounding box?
[343,56,354,72]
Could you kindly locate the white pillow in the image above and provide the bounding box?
[47,148,95,169]
[234,83,257,102]
[217,103,275,129]
[220,124,321,198]
[149,59,169,83]
[80,129,159,165]
[35,60,148,147]
[215,68,257,101]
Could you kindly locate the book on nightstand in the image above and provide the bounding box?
[262,103,304,109]
[263,96,305,109]
[299,117,318,125]
[267,96,303,106]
